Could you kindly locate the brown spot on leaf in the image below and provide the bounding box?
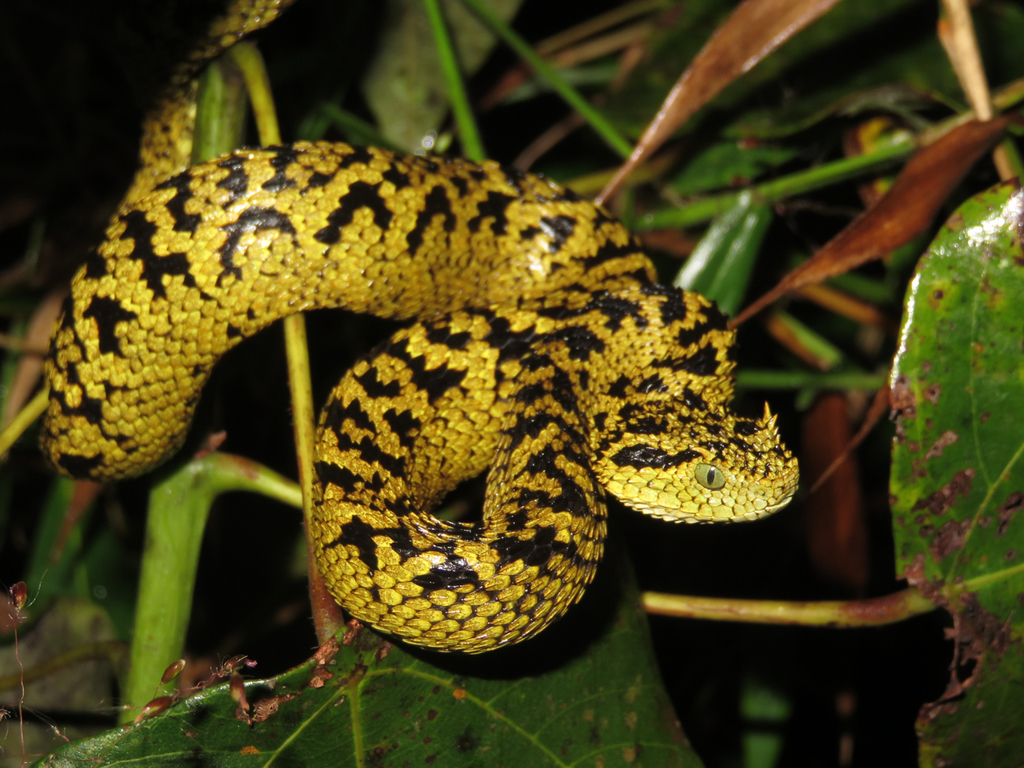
[925,430,958,460]
[250,691,300,723]
[958,591,1011,658]
[924,383,941,404]
[997,492,1023,537]
[929,519,971,561]
[911,469,975,517]
[890,376,916,419]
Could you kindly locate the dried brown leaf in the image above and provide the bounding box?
[731,118,1008,326]
[596,0,842,204]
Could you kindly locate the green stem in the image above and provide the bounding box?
[191,55,248,165]
[122,454,301,721]
[318,104,404,152]
[635,134,915,230]
[458,0,633,159]
[735,369,886,390]
[423,0,485,161]
[228,42,283,145]
[0,388,48,459]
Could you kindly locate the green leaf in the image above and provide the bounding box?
[890,182,1024,767]
[672,191,772,317]
[669,142,798,198]
[38,551,702,768]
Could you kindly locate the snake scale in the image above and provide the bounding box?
[40,1,798,653]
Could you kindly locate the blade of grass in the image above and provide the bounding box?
[317,104,404,152]
[596,0,843,204]
[458,0,633,159]
[0,388,48,459]
[731,117,1007,326]
[635,131,915,230]
[735,369,885,390]
[423,0,485,161]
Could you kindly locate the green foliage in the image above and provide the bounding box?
[891,183,1024,766]
[39,553,699,767]
[3,0,1024,765]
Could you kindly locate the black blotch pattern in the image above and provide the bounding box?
[261,146,300,192]
[306,171,333,188]
[324,397,375,434]
[383,408,421,450]
[216,155,250,199]
[730,437,753,452]
[545,325,604,361]
[58,452,104,477]
[677,319,718,349]
[481,313,537,362]
[216,206,297,286]
[637,374,665,394]
[467,191,515,235]
[84,249,108,279]
[659,292,690,325]
[381,166,411,190]
[330,515,382,568]
[539,215,575,254]
[671,345,720,376]
[735,420,759,436]
[609,445,702,469]
[700,439,730,457]
[155,173,201,232]
[593,294,643,332]
[406,185,456,255]
[338,146,374,168]
[314,181,392,244]
[354,367,402,399]
[121,210,198,299]
[334,431,406,479]
[589,238,640,269]
[425,325,471,350]
[411,553,481,590]
[82,296,138,357]
[607,375,630,399]
[316,460,362,494]
[682,387,707,412]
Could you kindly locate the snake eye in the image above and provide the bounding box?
[694,463,725,490]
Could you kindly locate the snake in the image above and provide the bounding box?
[39,1,799,653]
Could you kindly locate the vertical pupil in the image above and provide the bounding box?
[706,467,717,485]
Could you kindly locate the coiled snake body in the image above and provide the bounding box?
[41,8,798,653]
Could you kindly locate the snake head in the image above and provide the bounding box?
[595,402,799,523]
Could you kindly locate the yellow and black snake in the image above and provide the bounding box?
[40,1,798,653]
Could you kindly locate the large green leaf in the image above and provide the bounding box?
[36,550,701,768]
[890,182,1024,767]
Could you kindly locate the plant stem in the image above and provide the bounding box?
[458,0,633,159]
[122,453,301,721]
[642,587,938,627]
[423,0,485,161]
